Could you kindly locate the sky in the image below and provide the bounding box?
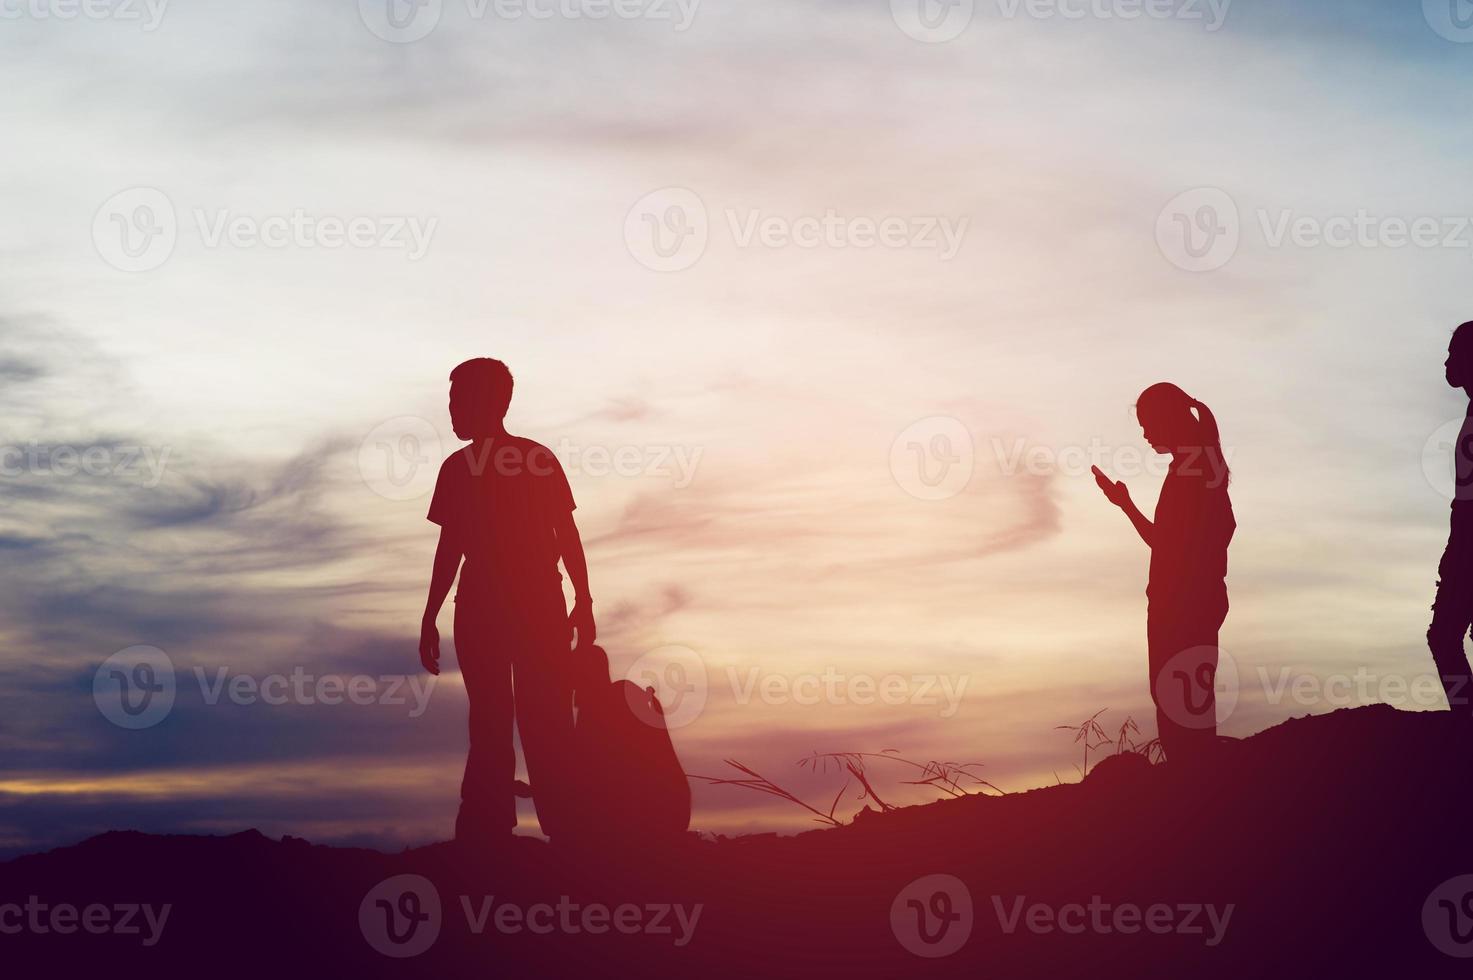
[2,0,1473,856]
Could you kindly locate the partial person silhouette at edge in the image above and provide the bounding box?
[1428,321,1473,722]
[417,357,597,845]
[1093,383,1235,766]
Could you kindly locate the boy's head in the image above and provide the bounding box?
[1447,323,1473,390]
[448,358,514,439]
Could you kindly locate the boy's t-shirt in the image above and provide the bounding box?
[1454,413,1473,506]
[1148,455,1235,603]
[427,436,575,600]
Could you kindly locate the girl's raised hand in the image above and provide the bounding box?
[1092,465,1130,508]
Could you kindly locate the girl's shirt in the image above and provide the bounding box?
[1148,453,1235,602]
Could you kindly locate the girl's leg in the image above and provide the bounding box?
[1148,601,1225,765]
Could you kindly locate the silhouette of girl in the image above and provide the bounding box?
[1093,383,1235,764]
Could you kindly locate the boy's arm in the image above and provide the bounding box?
[555,510,596,648]
[419,527,463,675]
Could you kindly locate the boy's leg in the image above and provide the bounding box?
[1429,514,1473,719]
[510,592,575,839]
[453,601,517,840]
[1427,597,1473,718]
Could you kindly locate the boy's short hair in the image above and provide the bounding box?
[450,358,514,420]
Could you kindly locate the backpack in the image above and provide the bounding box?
[566,645,691,839]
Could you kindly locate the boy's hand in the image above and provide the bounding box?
[570,599,596,650]
[419,617,441,675]
[1092,465,1131,508]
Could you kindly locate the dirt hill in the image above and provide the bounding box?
[3,704,1472,977]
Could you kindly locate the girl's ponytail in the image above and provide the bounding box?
[1189,397,1230,488]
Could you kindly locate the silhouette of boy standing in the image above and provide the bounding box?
[418,358,596,843]
[1428,323,1473,719]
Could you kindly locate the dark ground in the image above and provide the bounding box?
[3,704,1472,977]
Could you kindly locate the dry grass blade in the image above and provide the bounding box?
[687,760,845,827]
[1057,708,1112,778]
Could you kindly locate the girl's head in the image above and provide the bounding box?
[1135,382,1230,485]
